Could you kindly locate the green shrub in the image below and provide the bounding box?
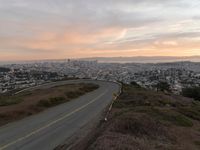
[156,81,171,92]
[153,109,193,127]
[182,87,200,101]
[179,106,200,121]
[0,96,23,106]
[79,84,99,92]
[37,97,66,107]
[194,141,200,147]
[65,91,82,99]
[130,81,141,88]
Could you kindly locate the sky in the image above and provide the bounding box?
[0,0,200,61]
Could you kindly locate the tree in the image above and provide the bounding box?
[130,81,141,88]
[182,87,200,101]
[156,81,170,92]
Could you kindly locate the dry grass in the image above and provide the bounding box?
[71,84,200,150]
[0,83,99,126]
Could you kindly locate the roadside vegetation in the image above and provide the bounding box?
[0,83,99,126]
[69,84,200,150]
[0,95,23,106]
[181,86,200,101]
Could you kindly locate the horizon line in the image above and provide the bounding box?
[1,55,200,63]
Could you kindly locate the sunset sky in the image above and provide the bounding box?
[0,0,200,61]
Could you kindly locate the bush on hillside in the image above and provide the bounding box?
[182,87,200,101]
[156,81,171,92]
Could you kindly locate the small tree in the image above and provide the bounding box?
[182,87,200,101]
[156,81,170,92]
[130,81,141,88]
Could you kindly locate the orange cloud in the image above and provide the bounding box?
[9,27,124,50]
[1,25,200,61]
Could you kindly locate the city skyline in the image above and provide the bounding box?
[0,0,200,61]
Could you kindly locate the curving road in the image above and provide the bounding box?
[0,80,120,150]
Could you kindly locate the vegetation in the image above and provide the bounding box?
[156,81,171,92]
[37,97,66,107]
[0,83,99,126]
[178,104,200,121]
[152,109,193,127]
[0,95,23,106]
[71,84,200,150]
[38,83,99,108]
[182,87,200,101]
[194,141,200,147]
[130,81,141,88]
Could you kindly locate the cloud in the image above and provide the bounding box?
[0,0,200,60]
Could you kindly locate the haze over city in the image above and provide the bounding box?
[0,0,200,61]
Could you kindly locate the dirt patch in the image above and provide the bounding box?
[0,83,99,126]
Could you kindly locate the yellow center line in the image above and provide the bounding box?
[0,89,109,150]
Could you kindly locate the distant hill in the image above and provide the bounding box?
[1,56,200,65]
[80,56,200,63]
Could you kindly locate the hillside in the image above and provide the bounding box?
[0,83,98,126]
[80,56,200,63]
[69,85,200,150]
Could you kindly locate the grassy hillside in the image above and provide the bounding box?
[0,83,99,126]
[71,84,200,150]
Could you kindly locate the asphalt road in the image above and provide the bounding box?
[0,80,120,150]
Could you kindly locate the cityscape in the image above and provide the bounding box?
[1,60,200,94]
